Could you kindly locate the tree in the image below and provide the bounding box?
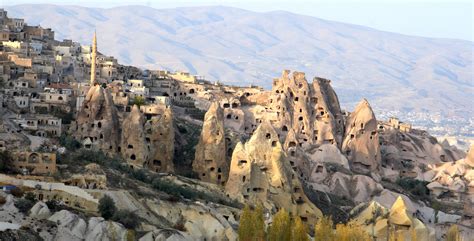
[445,224,461,241]
[292,216,309,241]
[98,195,116,220]
[268,209,291,241]
[314,215,334,241]
[238,204,266,241]
[253,204,266,241]
[132,96,145,107]
[334,221,370,241]
[238,205,254,241]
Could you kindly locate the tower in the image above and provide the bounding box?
[90,31,97,85]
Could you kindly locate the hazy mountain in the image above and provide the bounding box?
[6,4,474,116]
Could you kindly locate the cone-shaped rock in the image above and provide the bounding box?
[193,102,228,185]
[121,105,148,167]
[225,121,322,224]
[71,85,120,154]
[146,106,175,173]
[342,99,381,174]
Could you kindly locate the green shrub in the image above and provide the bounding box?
[112,210,140,229]
[98,195,116,220]
[15,198,34,213]
[396,178,430,200]
[24,192,37,203]
[59,135,81,151]
[46,200,64,212]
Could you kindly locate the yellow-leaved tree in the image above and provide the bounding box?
[268,209,292,241]
[446,224,461,241]
[239,205,255,241]
[253,204,266,241]
[314,215,335,241]
[334,221,371,241]
[292,216,309,241]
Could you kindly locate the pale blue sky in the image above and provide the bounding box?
[2,0,473,41]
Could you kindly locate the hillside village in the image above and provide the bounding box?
[0,8,473,241]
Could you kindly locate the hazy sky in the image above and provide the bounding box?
[2,0,473,41]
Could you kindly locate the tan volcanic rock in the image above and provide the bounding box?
[268,71,344,148]
[225,121,322,223]
[426,145,473,207]
[351,197,435,241]
[121,105,148,167]
[193,102,228,185]
[342,99,381,174]
[389,196,412,226]
[378,124,466,180]
[467,145,474,167]
[71,85,120,154]
[145,106,175,173]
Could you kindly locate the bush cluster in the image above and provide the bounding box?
[396,178,430,200]
[98,195,140,229]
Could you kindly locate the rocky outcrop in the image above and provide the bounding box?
[48,210,88,241]
[48,210,128,241]
[85,217,128,241]
[351,197,435,241]
[225,121,322,224]
[121,104,175,172]
[145,106,175,173]
[71,85,120,154]
[193,102,228,185]
[139,229,193,241]
[342,99,381,175]
[29,201,51,219]
[121,105,148,167]
[378,122,466,180]
[425,145,473,215]
[268,70,344,148]
[64,163,107,189]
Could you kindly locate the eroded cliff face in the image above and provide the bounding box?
[146,106,175,173]
[121,105,148,167]
[379,125,466,181]
[425,145,473,220]
[225,121,322,224]
[268,70,344,148]
[121,104,175,172]
[351,197,435,241]
[71,85,120,154]
[193,102,228,185]
[342,99,381,175]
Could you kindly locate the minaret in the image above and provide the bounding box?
[90,31,97,85]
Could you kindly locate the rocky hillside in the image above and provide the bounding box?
[6,4,474,117]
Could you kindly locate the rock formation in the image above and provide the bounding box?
[145,106,175,173]
[425,145,473,218]
[268,70,344,148]
[63,163,107,189]
[378,122,466,180]
[342,99,381,175]
[121,105,148,167]
[29,201,51,219]
[193,102,228,185]
[225,121,322,224]
[121,104,175,172]
[70,85,120,154]
[351,197,435,241]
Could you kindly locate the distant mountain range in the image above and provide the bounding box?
[6,4,474,117]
